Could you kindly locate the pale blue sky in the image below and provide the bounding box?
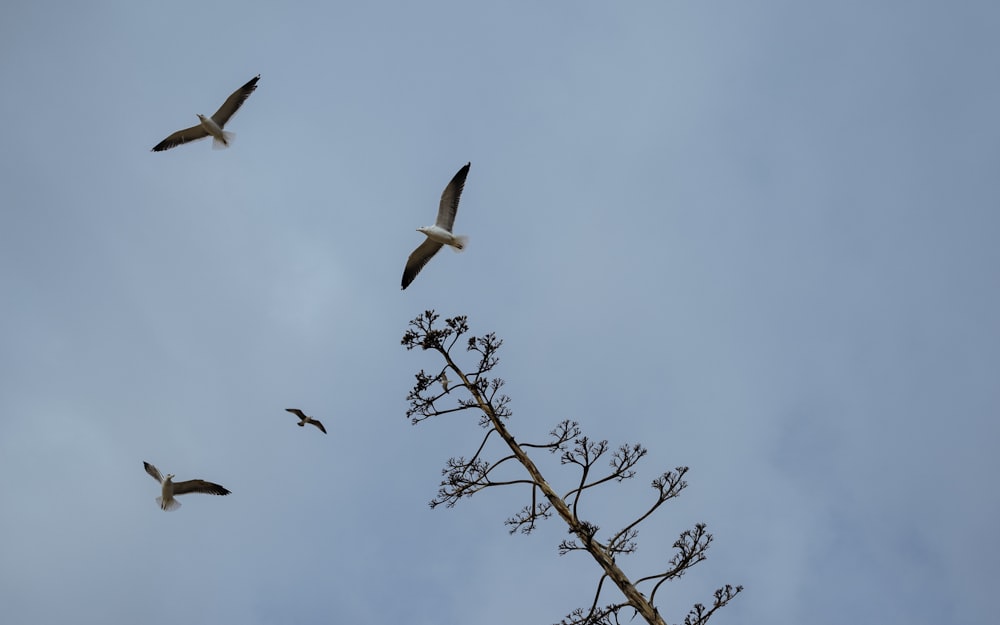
[1,2,998,624]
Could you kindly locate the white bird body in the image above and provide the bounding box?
[159,475,180,511]
[195,113,233,149]
[416,225,468,250]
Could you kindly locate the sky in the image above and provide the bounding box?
[1,1,998,624]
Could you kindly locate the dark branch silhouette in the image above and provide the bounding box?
[403,311,742,625]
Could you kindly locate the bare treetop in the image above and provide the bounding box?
[403,311,742,625]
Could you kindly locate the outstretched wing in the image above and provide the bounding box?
[285,408,307,420]
[401,238,444,289]
[211,74,260,127]
[172,479,231,497]
[435,162,470,231]
[143,461,164,484]
[308,419,328,434]
[151,124,210,152]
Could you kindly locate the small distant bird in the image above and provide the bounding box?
[285,408,327,434]
[152,74,260,151]
[401,162,471,289]
[142,461,231,511]
[439,372,450,391]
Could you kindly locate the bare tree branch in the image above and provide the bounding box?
[402,312,742,625]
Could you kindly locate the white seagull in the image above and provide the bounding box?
[439,372,450,392]
[151,74,260,152]
[285,408,328,434]
[401,162,471,289]
[143,461,231,511]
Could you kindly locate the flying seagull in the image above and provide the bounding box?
[151,74,260,152]
[439,372,450,392]
[285,408,327,434]
[401,162,471,289]
[142,461,231,511]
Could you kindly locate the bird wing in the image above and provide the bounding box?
[143,461,164,483]
[172,479,231,496]
[210,74,260,127]
[308,419,328,434]
[286,408,307,420]
[151,124,210,152]
[401,238,444,289]
[435,162,471,230]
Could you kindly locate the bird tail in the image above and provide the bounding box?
[157,497,181,511]
[211,131,235,150]
[450,235,469,252]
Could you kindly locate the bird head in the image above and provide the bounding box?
[196,114,208,122]
[165,474,175,481]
